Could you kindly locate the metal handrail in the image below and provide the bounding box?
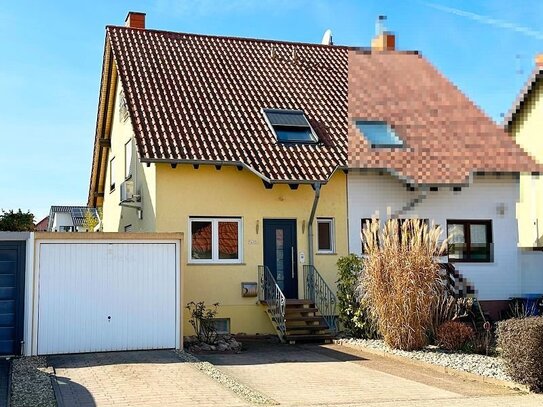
[258,265,286,339]
[303,265,337,333]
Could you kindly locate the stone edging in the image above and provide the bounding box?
[334,340,531,393]
[175,350,278,405]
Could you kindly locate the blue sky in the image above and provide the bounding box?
[1,0,542,220]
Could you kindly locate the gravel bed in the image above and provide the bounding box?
[11,357,56,407]
[336,338,511,381]
[175,350,277,405]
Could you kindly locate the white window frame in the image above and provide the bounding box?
[124,139,132,179]
[109,157,115,192]
[316,217,335,254]
[188,217,243,264]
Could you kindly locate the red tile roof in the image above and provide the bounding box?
[88,26,541,206]
[108,26,349,183]
[348,50,541,184]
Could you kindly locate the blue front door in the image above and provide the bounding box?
[0,242,25,355]
[263,219,298,299]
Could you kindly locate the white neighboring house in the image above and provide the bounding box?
[346,39,543,320]
[47,206,100,232]
[347,172,543,318]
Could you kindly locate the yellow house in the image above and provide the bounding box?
[505,55,543,248]
[88,13,348,341]
[90,12,543,339]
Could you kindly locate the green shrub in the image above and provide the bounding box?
[496,317,543,392]
[361,219,447,350]
[336,254,378,338]
[437,320,474,351]
[186,301,220,344]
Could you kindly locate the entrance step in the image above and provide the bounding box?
[285,333,334,343]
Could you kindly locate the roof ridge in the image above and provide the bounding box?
[106,25,356,50]
[106,25,420,55]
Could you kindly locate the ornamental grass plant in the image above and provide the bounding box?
[360,219,448,351]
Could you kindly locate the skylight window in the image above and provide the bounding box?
[356,121,404,148]
[263,109,318,144]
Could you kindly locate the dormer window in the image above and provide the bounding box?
[356,121,404,148]
[263,109,318,144]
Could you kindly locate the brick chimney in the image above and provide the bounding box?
[371,15,395,51]
[536,53,543,68]
[371,32,396,51]
[125,12,146,29]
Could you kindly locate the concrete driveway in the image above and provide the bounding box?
[48,344,543,407]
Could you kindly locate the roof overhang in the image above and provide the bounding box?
[503,67,543,131]
[88,34,118,208]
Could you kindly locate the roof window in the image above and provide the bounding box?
[263,109,318,144]
[356,121,404,148]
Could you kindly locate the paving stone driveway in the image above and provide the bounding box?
[49,350,247,407]
[200,341,543,407]
[48,344,543,407]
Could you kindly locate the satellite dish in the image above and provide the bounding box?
[321,29,333,45]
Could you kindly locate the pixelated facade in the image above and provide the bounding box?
[504,59,543,248]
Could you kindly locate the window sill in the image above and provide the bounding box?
[448,260,493,264]
[110,187,116,194]
[316,251,337,255]
[125,175,132,181]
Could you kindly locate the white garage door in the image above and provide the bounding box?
[37,243,177,355]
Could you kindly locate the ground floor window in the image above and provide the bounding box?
[447,220,492,262]
[316,218,335,253]
[209,318,230,335]
[189,217,242,263]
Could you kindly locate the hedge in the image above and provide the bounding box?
[496,316,543,392]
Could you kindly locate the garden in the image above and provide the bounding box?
[335,219,543,392]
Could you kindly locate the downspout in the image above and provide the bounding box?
[308,183,322,266]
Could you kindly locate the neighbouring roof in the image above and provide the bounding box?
[34,216,49,232]
[503,66,543,131]
[348,50,541,184]
[88,25,542,205]
[48,206,98,230]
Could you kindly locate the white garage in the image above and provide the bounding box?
[29,233,182,355]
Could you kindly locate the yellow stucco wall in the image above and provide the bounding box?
[101,79,157,233]
[155,165,348,335]
[510,79,543,247]
[99,78,348,335]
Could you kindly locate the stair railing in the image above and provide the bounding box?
[258,265,286,339]
[303,265,337,333]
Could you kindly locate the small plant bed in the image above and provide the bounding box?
[185,301,242,353]
[335,338,509,381]
[184,334,243,353]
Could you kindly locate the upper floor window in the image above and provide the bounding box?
[447,220,492,262]
[109,157,115,192]
[356,121,404,148]
[189,217,242,263]
[316,218,335,253]
[125,140,132,179]
[263,109,318,144]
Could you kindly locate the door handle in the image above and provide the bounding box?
[291,247,295,279]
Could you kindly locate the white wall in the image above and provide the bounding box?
[51,212,74,231]
[347,171,543,300]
